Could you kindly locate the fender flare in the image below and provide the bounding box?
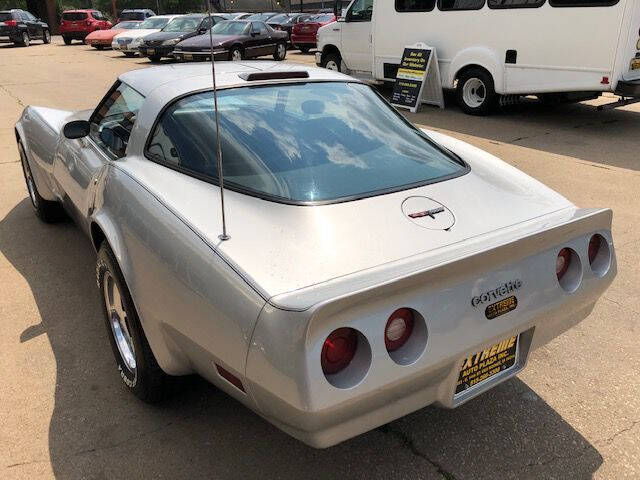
[448,47,505,93]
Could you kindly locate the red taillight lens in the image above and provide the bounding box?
[556,248,572,280]
[588,235,601,265]
[4,19,17,26]
[385,308,414,352]
[321,328,358,375]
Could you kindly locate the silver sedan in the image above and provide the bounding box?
[14,62,616,448]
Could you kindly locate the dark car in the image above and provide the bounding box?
[138,14,226,61]
[267,13,311,42]
[59,9,112,44]
[0,9,50,47]
[173,20,287,62]
[117,9,155,23]
[291,13,336,53]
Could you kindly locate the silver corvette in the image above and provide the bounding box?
[15,62,616,448]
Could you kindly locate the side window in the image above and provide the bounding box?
[25,12,37,21]
[348,0,374,21]
[258,21,269,34]
[488,0,545,8]
[201,16,212,29]
[549,0,618,5]
[438,0,485,10]
[90,82,144,159]
[19,12,29,21]
[395,0,436,12]
[251,22,260,34]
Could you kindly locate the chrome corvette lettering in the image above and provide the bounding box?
[471,279,522,307]
[408,207,445,219]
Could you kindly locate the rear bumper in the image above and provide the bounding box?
[245,208,616,448]
[60,30,89,39]
[0,35,15,43]
[615,79,640,97]
[291,34,316,46]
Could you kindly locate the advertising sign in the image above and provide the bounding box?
[391,43,444,113]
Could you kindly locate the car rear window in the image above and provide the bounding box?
[146,82,467,204]
[307,14,334,22]
[138,16,170,29]
[120,12,144,20]
[0,12,15,22]
[62,12,88,21]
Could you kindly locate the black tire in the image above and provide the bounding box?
[148,54,162,62]
[19,31,30,47]
[63,36,72,45]
[273,41,287,61]
[229,46,242,61]
[43,29,51,44]
[94,45,104,50]
[123,52,135,57]
[456,68,497,115]
[97,243,170,403]
[321,52,341,72]
[299,46,310,54]
[18,141,64,223]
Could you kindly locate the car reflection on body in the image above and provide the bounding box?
[85,20,141,50]
[173,20,288,62]
[14,62,616,448]
[111,14,180,56]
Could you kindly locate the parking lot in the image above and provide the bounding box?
[1,37,639,479]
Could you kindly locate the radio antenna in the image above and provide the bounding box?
[206,3,230,241]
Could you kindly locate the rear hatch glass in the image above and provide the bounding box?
[0,12,15,22]
[62,12,88,21]
[120,12,145,21]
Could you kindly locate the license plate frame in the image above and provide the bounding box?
[455,335,519,396]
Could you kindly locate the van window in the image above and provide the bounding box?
[488,0,545,8]
[395,0,436,11]
[549,0,618,5]
[439,0,485,10]
[348,0,374,21]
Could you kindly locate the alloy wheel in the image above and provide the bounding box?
[103,271,137,372]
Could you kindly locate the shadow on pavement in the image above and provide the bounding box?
[0,198,603,479]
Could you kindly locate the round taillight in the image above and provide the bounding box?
[556,248,572,280]
[321,328,358,375]
[385,308,414,352]
[588,235,601,265]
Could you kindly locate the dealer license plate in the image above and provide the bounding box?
[456,335,518,395]
[147,48,155,55]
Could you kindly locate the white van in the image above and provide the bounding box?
[316,0,640,114]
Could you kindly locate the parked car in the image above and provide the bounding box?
[0,9,50,47]
[245,12,278,22]
[267,13,311,42]
[291,13,335,53]
[117,9,155,23]
[173,20,287,62]
[15,62,616,448]
[112,15,181,57]
[59,9,112,45]
[85,21,141,50]
[139,14,225,62]
[225,12,251,20]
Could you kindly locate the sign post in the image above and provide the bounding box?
[391,43,444,113]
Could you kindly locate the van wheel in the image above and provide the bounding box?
[97,243,171,403]
[456,68,496,115]
[63,36,72,45]
[321,52,341,72]
[43,29,51,44]
[18,141,64,223]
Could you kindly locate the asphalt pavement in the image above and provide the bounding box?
[1,37,639,479]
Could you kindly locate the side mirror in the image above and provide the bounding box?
[63,120,90,139]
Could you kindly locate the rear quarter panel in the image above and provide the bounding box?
[93,164,266,404]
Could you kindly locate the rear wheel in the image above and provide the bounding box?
[148,54,162,62]
[273,41,286,61]
[321,52,341,72]
[229,47,243,61]
[42,29,51,44]
[18,141,63,223]
[456,68,497,115]
[19,31,30,47]
[63,36,72,45]
[299,46,310,54]
[94,44,104,50]
[97,243,171,403]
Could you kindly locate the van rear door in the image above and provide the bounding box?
[622,1,640,81]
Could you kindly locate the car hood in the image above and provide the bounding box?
[87,29,125,40]
[143,31,191,42]
[120,129,573,306]
[114,28,160,40]
[177,34,244,47]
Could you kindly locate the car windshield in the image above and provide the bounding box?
[307,14,333,22]
[210,21,247,35]
[62,12,88,21]
[139,17,169,29]
[162,17,201,32]
[113,21,139,29]
[268,14,291,23]
[120,12,144,20]
[246,13,274,21]
[147,82,466,203]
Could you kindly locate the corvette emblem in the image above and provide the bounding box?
[408,207,445,219]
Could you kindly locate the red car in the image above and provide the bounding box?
[59,9,112,45]
[291,13,335,53]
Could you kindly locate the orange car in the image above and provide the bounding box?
[85,20,140,49]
